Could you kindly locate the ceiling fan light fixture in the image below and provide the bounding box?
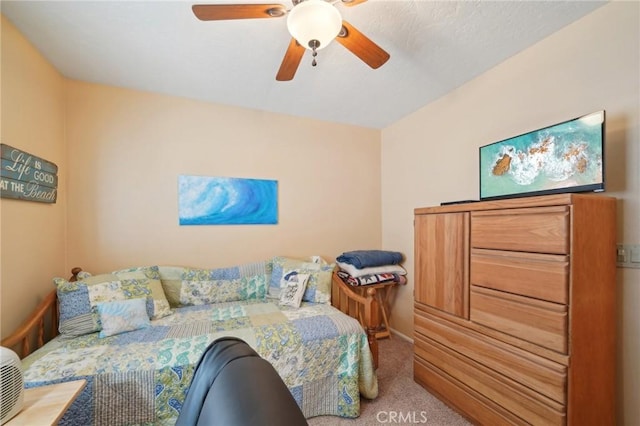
[286,0,342,50]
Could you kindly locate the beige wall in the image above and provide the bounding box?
[64,81,382,272]
[0,16,67,338]
[381,2,639,424]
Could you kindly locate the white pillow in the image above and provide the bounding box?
[279,272,310,308]
[337,261,407,278]
[96,298,151,338]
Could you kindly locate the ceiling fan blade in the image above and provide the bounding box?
[276,38,305,81]
[336,20,390,69]
[192,4,287,21]
[341,0,368,7]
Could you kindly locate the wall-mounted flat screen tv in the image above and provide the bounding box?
[479,110,605,201]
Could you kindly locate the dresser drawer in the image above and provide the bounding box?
[470,286,567,353]
[414,356,528,426]
[471,248,569,304]
[415,334,566,425]
[471,206,570,254]
[415,310,567,403]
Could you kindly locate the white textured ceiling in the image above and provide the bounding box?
[1,0,606,129]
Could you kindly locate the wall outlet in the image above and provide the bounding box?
[616,244,640,268]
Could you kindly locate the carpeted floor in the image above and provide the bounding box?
[308,336,471,425]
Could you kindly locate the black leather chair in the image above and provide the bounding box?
[176,336,308,426]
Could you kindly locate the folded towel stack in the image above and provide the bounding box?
[336,250,403,269]
[336,250,407,287]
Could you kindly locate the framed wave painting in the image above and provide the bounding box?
[178,175,278,225]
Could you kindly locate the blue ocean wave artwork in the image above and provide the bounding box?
[178,175,278,225]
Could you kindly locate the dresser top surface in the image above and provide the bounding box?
[415,193,616,215]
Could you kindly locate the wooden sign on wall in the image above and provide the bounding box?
[0,144,58,203]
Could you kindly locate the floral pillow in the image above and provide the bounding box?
[279,272,310,308]
[179,260,270,306]
[55,266,171,338]
[269,256,334,304]
[111,266,172,319]
[96,298,150,338]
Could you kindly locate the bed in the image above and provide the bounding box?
[2,259,382,425]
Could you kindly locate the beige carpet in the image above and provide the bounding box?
[308,336,471,425]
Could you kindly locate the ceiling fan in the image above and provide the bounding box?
[192,0,390,81]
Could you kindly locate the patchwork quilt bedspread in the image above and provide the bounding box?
[22,300,378,425]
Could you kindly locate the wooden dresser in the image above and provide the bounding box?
[413,194,616,425]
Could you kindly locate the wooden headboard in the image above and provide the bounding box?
[1,268,82,358]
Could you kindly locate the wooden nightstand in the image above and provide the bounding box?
[352,280,398,339]
[6,379,86,426]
